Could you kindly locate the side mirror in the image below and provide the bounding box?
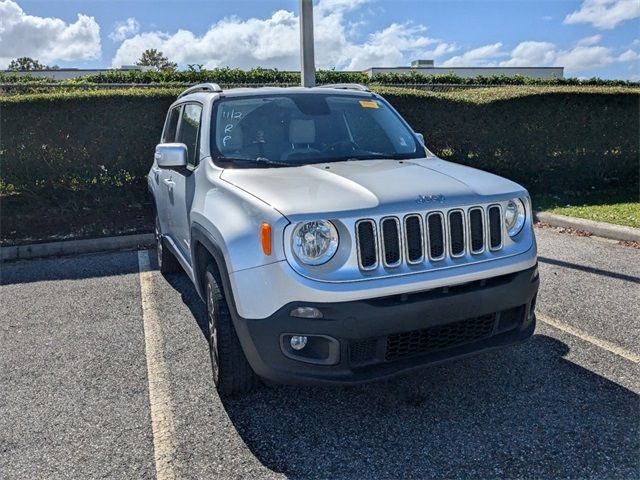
[155,143,188,168]
[415,132,425,145]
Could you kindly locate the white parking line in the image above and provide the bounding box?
[138,250,178,480]
[538,313,640,364]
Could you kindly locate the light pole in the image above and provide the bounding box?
[299,0,316,87]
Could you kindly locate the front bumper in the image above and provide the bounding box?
[231,265,539,385]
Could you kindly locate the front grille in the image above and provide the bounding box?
[404,215,424,264]
[448,210,465,257]
[356,220,377,270]
[381,217,401,267]
[355,204,503,270]
[488,205,502,250]
[427,213,445,260]
[385,314,496,362]
[469,208,485,254]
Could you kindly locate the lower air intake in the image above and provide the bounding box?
[385,314,496,362]
[350,339,377,364]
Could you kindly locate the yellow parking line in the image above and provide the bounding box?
[538,313,640,364]
[138,250,178,480]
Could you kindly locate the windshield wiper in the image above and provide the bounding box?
[219,157,293,167]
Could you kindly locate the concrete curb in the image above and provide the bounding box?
[1,233,155,262]
[534,211,640,242]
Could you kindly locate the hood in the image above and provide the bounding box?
[220,158,525,217]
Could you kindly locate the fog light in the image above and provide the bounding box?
[290,335,308,350]
[290,306,323,319]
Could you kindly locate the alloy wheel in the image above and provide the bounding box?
[207,283,219,383]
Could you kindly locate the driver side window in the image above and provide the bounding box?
[162,106,181,143]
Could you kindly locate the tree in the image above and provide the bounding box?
[136,49,177,72]
[7,57,47,71]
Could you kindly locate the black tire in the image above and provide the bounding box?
[205,264,259,396]
[155,215,180,274]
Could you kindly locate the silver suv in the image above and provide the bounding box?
[149,83,539,396]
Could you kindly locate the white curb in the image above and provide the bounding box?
[535,211,640,243]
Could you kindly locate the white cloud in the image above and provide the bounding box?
[500,41,557,67]
[111,0,454,70]
[576,34,603,46]
[497,38,616,71]
[443,35,637,73]
[0,0,101,68]
[556,45,615,70]
[422,42,458,59]
[564,0,640,29]
[440,43,504,67]
[109,17,139,42]
[618,49,639,62]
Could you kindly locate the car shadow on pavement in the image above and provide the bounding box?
[0,250,141,285]
[161,268,640,479]
[538,256,640,284]
[161,271,208,336]
[220,336,638,479]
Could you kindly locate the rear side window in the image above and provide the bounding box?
[178,104,203,167]
[162,106,181,143]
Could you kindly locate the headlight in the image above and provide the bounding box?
[504,198,526,237]
[292,220,339,265]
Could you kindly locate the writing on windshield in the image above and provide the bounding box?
[212,94,422,167]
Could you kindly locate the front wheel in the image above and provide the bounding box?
[205,265,259,396]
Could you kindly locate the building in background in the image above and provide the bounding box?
[3,60,564,81]
[364,59,564,79]
[2,65,153,81]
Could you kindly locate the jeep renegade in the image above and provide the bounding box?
[149,83,539,396]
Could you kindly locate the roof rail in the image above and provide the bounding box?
[178,83,223,98]
[317,83,371,92]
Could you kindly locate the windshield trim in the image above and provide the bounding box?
[209,92,424,169]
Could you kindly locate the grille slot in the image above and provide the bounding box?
[356,220,378,270]
[381,217,401,267]
[488,205,502,250]
[385,314,496,362]
[404,215,424,264]
[426,212,445,260]
[468,208,485,254]
[448,210,465,257]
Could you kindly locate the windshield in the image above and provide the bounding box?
[211,93,423,167]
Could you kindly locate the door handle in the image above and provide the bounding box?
[163,178,175,189]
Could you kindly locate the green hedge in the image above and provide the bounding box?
[378,86,639,192]
[1,86,638,201]
[2,68,638,87]
[0,89,179,199]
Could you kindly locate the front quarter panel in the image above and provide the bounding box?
[190,158,289,274]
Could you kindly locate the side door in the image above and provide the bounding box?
[170,102,203,263]
[154,104,182,238]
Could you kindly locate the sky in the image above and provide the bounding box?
[1,0,638,79]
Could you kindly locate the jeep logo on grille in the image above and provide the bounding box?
[417,194,445,204]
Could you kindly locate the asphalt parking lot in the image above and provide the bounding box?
[1,226,638,479]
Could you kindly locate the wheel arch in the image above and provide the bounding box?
[190,224,239,318]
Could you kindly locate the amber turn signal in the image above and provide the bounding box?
[260,223,272,255]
